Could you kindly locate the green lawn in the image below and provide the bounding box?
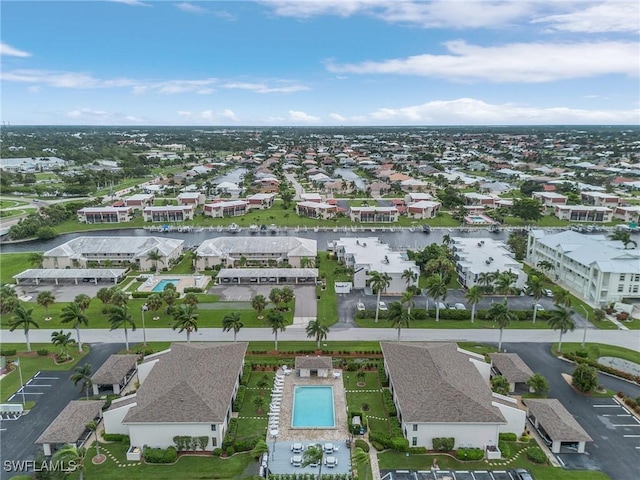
[377,451,611,480]
[0,343,90,403]
[83,444,254,479]
[0,208,36,219]
[344,371,389,434]
[0,253,34,284]
[457,342,499,356]
[0,199,29,209]
[552,342,640,365]
[167,254,194,274]
[317,253,349,326]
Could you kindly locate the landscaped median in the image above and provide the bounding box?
[551,343,640,385]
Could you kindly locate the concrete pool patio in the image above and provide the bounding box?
[136,274,209,293]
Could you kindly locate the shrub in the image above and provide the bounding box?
[371,441,385,451]
[183,287,203,293]
[354,439,369,453]
[225,446,235,456]
[131,292,152,298]
[408,447,427,454]
[498,433,517,442]
[103,434,130,443]
[378,364,389,387]
[234,437,259,452]
[572,364,599,393]
[222,418,237,449]
[527,446,547,464]
[456,448,484,460]
[498,441,511,458]
[143,446,177,464]
[37,348,49,356]
[390,437,409,452]
[212,448,222,457]
[382,389,397,416]
[0,349,17,356]
[432,437,455,452]
[232,386,246,412]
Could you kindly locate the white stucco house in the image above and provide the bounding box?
[380,342,526,452]
[103,343,247,451]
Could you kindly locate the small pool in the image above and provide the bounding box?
[152,279,180,292]
[292,386,335,428]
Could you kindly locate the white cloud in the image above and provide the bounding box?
[222,82,309,94]
[221,109,238,121]
[176,109,238,122]
[288,110,320,123]
[533,1,639,33]
[329,113,347,122]
[27,86,42,94]
[112,0,152,7]
[361,98,640,125]
[1,42,32,57]
[175,2,208,14]
[327,40,639,83]
[66,108,143,124]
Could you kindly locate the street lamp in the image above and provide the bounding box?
[141,304,149,347]
[579,305,589,348]
[270,428,279,461]
[14,359,26,407]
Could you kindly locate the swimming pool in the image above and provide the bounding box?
[152,279,180,292]
[292,386,335,428]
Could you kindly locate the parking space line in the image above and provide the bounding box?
[593,404,619,407]
[613,424,640,427]
[623,435,640,438]
[35,376,59,380]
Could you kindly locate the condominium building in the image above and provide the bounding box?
[124,193,155,211]
[614,206,640,223]
[177,192,206,206]
[296,201,337,219]
[451,237,526,290]
[143,205,195,222]
[330,237,419,294]
[532,192,568,208]
[77,207,133,224]
[554,205,613,222]
[246,193,275,209]
[580,192,620,207]
[527,230,640,305]
[350,206,399,223]
[204,200,248,218]
[406,200,441,219]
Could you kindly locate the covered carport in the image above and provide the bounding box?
[489,352,534,393]
[35,400,104,456]
[13,268,127,286]
[524,398,593,453]
[91,354,138,396]
[216,267,318,285]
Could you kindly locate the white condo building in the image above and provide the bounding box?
[527,230,640,305]
[451,237,527,290]
[330,237,419,294]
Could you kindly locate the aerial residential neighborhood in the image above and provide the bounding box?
[1,1,640,480]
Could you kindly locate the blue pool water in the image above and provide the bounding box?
[292,386,335,428]
[152,279,179,292]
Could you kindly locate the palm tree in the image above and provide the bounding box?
[53,445,87,480]
[301,444,324,479]
[495,271,517,296]
[536,260,555,274]
[183,292,199,308]
[609,230,638,249]
[0,285,19,315]
[280,286,295,311]
[253,395,265,414]
[172,304,199,343]
[251,294,267,319]
[354,446,371,480]
[146,249,164,273]
[28,252,44,268]
[553,287,573,309]
[300,256,316,268]
[108,305,136,351]
[442,233,451,245]
[388,301,410,342]
[222,312,243,342]
[51,330,75,361]
[402,268,417,287]
[369,271,391,323]
[526,275,545,324]
[487,299,517,351]
[96,287,113,305]
[36,291,55,317]
[85,420,101,458]
[74,294,92,312]
[548,307,575,352]
[465,285,483,323]
[71,363,93,400]
[269,287,283,310]
[305,319,329,348]
[9,304,39,352]
[425,274,447,322]
[60,302,89,352]
[477,272,494,292]
[161,286,179,313]
[146,293,163,318]
[110,288,128,308]
[264,309,286,351]
[401,290,415,317]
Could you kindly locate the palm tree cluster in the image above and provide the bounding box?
[268,287,295,311]
[369,271,391,323]
[477,270,519,296]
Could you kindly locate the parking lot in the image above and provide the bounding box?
[7,371,63,405]
[381,469,529,480]
[14,281,112,302]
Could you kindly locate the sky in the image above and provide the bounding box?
[1,0,639,126]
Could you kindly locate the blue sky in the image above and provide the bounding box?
[1,0,639,125]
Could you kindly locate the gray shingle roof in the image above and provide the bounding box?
[195,236,317,258]
[123,343,247,424]
[44,236,184,258]
[489,353,534,384]
[91,355,138,385]
[381,342,506,424]
[525,398,593,442]
[36,400,104,444]
[295,356,333,370]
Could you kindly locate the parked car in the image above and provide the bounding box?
[533,303,545,311]
[543,288,554,298]
[446,303,456,310]
[436,302,446,310]
[514,469,534,480]
[357,301,365,311]
[454,303,466,310]
[378,301,388,311]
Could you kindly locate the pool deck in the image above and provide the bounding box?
[137,274,209,294]
[267,367,351,475]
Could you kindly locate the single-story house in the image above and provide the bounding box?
[91,354,138,396]
[295,356,332,378]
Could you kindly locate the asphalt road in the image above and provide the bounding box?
[505,343,640,480]
[0,343,124,480]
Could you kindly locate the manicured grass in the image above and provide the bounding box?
[52,216,146,234]
[457,342,498,356]
[552,342,640,365]
[0,253,35,285]
[0,343,90,403]
[0,208,36,219]
[83,444,254,479]
[0,199,29,208]
[167,254,194,274]
[377,451,611,480]
[317,253,348,326]
[344,371,389,434]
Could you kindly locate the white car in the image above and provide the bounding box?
[454,303,466,310]
[533,303,545,311]
[543,289,554,298]
[378,301,388,311]
[357,301,366,311]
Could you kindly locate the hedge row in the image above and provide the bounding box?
[0,349,17,356]
[527,446,547,464]
[564,352,640,384]
[456,448,484,460]
[143,446,177,464]
[222,418,238,450]
[232,386,246,412]
[103,434,130,444]
[432,437,455,451]
[368,431,409,452]
[617,392,640,415]
[382,390,397,416]
[354,439,369,452]
[499,432,517,442]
